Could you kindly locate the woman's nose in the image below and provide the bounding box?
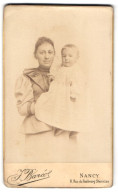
[44,52,49,59]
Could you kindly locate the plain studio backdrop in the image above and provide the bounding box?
[4,5,112,162]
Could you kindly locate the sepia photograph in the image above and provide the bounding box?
[3,4,113,187]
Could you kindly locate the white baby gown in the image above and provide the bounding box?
[35,65,80,132]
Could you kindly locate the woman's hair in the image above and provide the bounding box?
[34,37,55,57]
[61,44,79,57]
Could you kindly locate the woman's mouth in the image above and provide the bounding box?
[44,61,50,64]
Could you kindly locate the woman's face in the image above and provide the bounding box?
[35,42,55,68]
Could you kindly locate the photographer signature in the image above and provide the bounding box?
[7,169,52,186]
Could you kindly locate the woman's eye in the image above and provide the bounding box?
[39,51,45,54]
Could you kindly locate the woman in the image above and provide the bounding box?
[15,37,79,162]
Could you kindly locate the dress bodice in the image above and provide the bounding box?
[23,67,50,101]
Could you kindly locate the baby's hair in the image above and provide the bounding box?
[34,37,55,58]
[61,44,79,57]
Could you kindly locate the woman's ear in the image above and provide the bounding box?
[54,50,56,55]
[34,52,37,59]
[76,52,80,60]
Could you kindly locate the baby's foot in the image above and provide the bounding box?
[54,128,64,136]
[69,131,79,139]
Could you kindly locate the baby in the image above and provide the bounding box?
[35,44,80,138]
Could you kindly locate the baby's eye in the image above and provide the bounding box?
[48,50,53,54]
[69,55,72,57]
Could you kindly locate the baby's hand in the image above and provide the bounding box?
[70,96,76,102]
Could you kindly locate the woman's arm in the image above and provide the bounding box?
[15,75,34,116]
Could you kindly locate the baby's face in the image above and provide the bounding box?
[62,47,78,67]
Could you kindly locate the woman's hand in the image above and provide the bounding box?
[48,74,55,83]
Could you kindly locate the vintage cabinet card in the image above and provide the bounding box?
[3,5,113,188]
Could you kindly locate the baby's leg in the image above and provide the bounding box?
[69,131,79,139]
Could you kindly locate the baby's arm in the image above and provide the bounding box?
[70,73,79,101]
[70,84,77,101]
